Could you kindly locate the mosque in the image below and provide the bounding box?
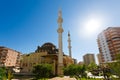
[20,10,75,75]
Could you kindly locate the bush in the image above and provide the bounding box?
[32,64,53,79]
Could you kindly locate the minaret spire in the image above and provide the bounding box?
[57,8,63,28]
[68,31,72,58]
[57,9,64,75]
[58,8,62,17]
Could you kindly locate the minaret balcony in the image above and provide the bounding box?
[57,28,64,33]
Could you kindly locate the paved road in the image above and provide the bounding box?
[12,76,76,80]
[49,76,76,80]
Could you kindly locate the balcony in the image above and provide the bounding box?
[0,57,6,60]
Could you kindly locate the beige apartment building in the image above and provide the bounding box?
[97,27,120,63]
[83,53,96,65]
[20,43,74,75]
[97,53,102,64]
[0,46,21,67]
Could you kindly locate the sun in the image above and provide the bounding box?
[85,19,101,33]
[82,18,101,37]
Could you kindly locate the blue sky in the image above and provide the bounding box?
[0,0,120,62]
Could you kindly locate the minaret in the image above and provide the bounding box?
[57,9,64,75]
[68,31,72,58]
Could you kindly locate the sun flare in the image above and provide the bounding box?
[85,19,100,33]
[81,18,102,38]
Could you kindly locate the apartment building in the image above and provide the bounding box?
[83,53,96,65]
[0,46,21,67]
[97,27,120,63]
[97,53,102,64]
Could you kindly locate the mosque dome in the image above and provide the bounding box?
[41,42,56,49]
[35,42,58,54]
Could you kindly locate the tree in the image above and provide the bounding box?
[100,65,112,80]
[63,64,87,79]
[0,67,7,80]
[108,53,120,79]
[64,64,77,76]
[87,62,98,76]
[7,69,13,80]
[32,64,53,80]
